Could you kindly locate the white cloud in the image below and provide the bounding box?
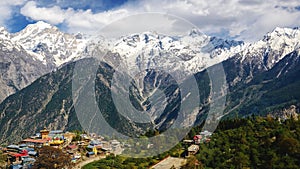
[18,0,300,41]
[0,0,27,27]
[137,0,300,41]
[19,1,132,34]
[20,1,71,24]
[65,8,131,34]
[0,0,26,6]
[98,13,192,38]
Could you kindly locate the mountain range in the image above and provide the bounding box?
[0,21,299,143]
[0,21,86,103]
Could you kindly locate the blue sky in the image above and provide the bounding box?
[4,0,130,33]
[1,0,300,41]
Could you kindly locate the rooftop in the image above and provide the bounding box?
[22,138,49,144]
[188,145,199,152]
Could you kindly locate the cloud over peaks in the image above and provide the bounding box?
[5,0,300,41]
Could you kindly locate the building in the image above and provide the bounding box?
[66,144,78,154]
[193,135,202,144]
[191,131,212,145]
[67,144,77,151]
[49,130,64,138]
[49,139,64,147]
[200,130,212,138]
[21,157,35,167]
[187,145,199,156]
[199,130,212,143]
[40,128,50,139]
[80,134,91,141]
[86,151,95,158]
[64,132,76,143]
[86,145,98,155]
[20,138,49,147]
[6,149,28,165]
[183,140,194,145]
[6,145,20,153]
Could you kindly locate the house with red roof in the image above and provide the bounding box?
[193,135,202,144]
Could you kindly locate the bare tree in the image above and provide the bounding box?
[33,146,74,169]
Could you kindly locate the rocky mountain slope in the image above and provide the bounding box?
[0,22,87,102]
[0,26,300,143]
[0,27,49,103]
[0,62,79,142]
[0,22,242,104]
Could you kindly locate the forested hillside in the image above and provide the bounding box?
[183,116,300,168]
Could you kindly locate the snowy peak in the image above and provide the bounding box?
[12,21,87,67]
[188,28,205,37]
[113,30,211,54]
[266,27,300,39]
[25,21,53,30]
[222,27,300,71]
[209,37,243,50]
[1,21,300,104]
[112,30,242,56]
[262,27,300,49]
[0,27,11,40]
[92,30,243,74]
[2,20,299,76]
[0,28,24,53]
[118,31,161,46]
[31,21,52,29]
[12,21,56,41]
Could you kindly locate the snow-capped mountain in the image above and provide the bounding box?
[86,27,300,78]
[0,22,88,102]
[12,21,87,69]
[1,20,300,105]
[221,27,300,86]
[0,27,49,102]
[88,29,243,74]
[0,27,11,40]
[10,21,299,75]
[237,27,300,68]
[1,22,300,142]
[8,21,300,79]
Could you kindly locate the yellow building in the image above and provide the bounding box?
[49,139,64,146]
[63,132,76,143]
[40,128,50,139]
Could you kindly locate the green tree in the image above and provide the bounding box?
[182,156,203,169]
[278,137,299,155]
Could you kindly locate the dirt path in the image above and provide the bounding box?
[74,155,106,169]
[150,157,187,169]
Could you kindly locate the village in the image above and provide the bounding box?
[1,128,212,169]
[2,128,123,169]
